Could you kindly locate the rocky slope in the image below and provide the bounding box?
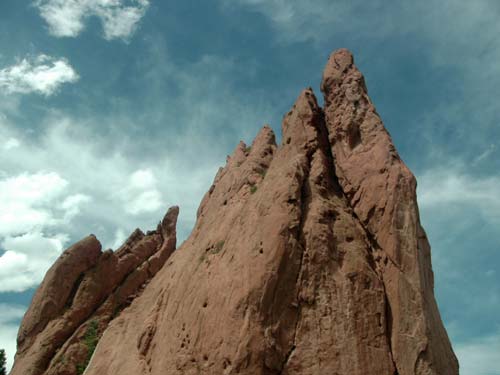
[11,49,458,375]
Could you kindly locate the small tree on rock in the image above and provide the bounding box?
[0,349,6,375]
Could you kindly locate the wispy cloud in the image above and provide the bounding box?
[0,304,25,371]
[0,55,78,96]
[473,144,497,166]
[417,163,500,375]
[0,113,216,252]
[2,138,20,151]
[417,167,500,224]
[34,0,150,40]
[120,169,163,215]
[455,330,500,375]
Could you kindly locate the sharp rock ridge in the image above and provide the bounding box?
[11,49,458,375]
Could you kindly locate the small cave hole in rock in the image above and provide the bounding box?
[222,358,232,369]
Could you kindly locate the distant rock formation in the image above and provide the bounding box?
[11,49,458,375]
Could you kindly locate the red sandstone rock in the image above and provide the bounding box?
[12,49,457,375]
[11,207,178,375]
[321,49,458,374]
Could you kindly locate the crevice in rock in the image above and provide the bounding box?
[277,101,325,374]
[318,100,400,374]
[64,273,86,311]
[278,172,311,374]
[339,187,401,374]
[385,291,399,375]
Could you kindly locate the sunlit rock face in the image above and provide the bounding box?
[11,49,458,375]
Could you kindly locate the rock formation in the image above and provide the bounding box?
[11,207,179,375]
[11,49,458,375]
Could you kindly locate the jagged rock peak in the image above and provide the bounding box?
[11,207,179,375]
[321,48,458,375]
[12,49,458,375]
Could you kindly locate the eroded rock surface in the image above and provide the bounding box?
[12,49,458,375]
[321,49,458,374]
[11,207,179,375]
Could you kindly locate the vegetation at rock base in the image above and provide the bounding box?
[76,320,99,375]
[0,349,6,375]
[214,240,225,253]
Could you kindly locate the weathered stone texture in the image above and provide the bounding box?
[12,49,457,375]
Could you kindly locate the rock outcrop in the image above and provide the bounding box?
[11,207,179,375]
[12,49,458,375]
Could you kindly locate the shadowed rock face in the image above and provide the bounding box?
[12,49,458,375]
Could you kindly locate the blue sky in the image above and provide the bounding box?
[0,1,499,373]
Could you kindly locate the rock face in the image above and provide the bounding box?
[12,49,458,375]
[11,207,179,375]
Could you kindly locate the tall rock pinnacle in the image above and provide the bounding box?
[11,49,458,375]
[321,49,458,374]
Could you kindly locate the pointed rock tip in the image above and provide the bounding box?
[160,205,179,238]
[287,88,320,118]
[164,205,180,222]
[78,234,102,250]
[228,140,247,161]
[281,88,322,146]
[320,48,356,93]
[251,124,276,148]
[227,127,276,166]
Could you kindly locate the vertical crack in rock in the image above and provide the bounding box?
[278,144,313,374]
[314,90,401,374]
[321,48,458,375]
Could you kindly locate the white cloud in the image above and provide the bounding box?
[61,193,92,221]
[0,55,78,96]
[455,332,500,375]
[34,0,150,40]
[0,232,67,292]
[0,170,91,291]
[0,171,69,236]
[0,116,215,247]
[121,169,163,215]
[126,190,163,215]
[3,138,20,150]
[0,304,25,371]
[129,168,157,190]
[417,168,500,223]
[111,228,127,249]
